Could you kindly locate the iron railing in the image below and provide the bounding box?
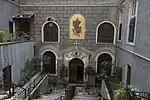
[0,84,12,98]
[0,83,26,99]
[125,88,150,100]
[18,70,37,87]
[55,95,65,100]
[104,78,113,99]
[132,91,150,100]
[13,73,46,99]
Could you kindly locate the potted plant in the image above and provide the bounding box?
[0,31,4,42]
[96,70,108,87]
[113,84,138,100]
[58,64,68,79]
[85,65,96,88]
[113,86,126,100]
[85,65,96,76]
[31,57,41,72]
[57,64,68,87]
[112,66,122,81]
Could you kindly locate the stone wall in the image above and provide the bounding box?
[20,5,118,51]
[20,5,118,74]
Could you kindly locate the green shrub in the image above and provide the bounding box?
[113,86,126,100]
[24,58,34,73]
[58,64,68,78]
[0,31,4,42]
[85,65,96,76]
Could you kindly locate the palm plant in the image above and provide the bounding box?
[113,84,138,100]
[58,64,68,78]
[85,65,96,87]
[113,86,126,100]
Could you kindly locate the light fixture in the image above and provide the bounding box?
[49,23,53,27]
[20,15,23,18]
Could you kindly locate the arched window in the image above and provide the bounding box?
[128,16,136,43]
[43,51,56,74]
[97,53,112,74]
[96,21,115,43]
[42,21,60,42]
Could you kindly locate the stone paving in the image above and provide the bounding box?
[33,86,99,100]
[33,93,63,100]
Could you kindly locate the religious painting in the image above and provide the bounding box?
[69,14,85,39]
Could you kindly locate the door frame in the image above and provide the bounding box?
[3,65,12,90]
[68,58,84,83]
[42,50,57,75]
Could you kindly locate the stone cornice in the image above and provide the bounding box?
[19,4,119,7]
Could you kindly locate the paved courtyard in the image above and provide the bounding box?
[33,89,65,100]
[73,92,98,100]
[72,86,99,100]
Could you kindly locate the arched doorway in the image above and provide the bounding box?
[97,53,112,74]
[69,58,84,84]
[43,51,56,74]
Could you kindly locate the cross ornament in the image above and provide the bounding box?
[73,40,82,49]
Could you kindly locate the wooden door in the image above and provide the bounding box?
[3,65,12,90]
[127,64,131,85]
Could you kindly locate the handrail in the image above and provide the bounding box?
[12,83,26,96]
[0,84,12,98]
[0,40,34,46]
[55,95,65,100]
[13,72,45,99]
[126,89,150,100]
[104,78,113,99]
[25,74,48,100]
[132,91,150,100]
[0,83,26,99]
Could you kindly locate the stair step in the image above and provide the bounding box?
[73,96,99,100]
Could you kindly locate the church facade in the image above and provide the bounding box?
[16,0,119,83]
[2,0,150,93]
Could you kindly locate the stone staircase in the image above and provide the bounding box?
[72,86,99,100]
[33,89,65,100]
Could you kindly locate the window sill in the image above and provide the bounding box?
[126,42,135,46]
[96,42,115,45]
[42,41,60,43]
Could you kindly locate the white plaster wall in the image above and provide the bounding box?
[0,41,35,84]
